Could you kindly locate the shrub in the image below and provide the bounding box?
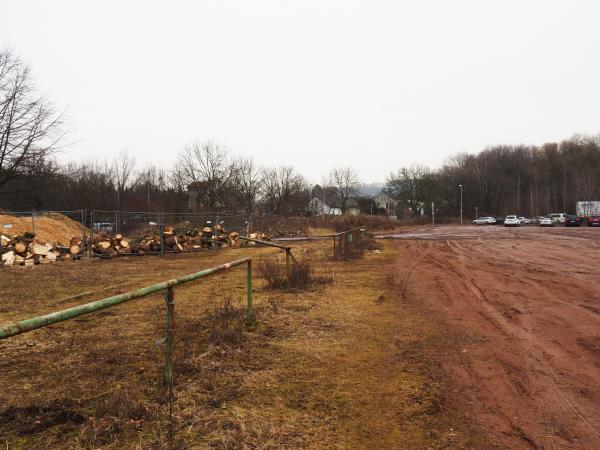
[208,291,245,344]
[258,251,332,290]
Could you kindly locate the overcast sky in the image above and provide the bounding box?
[3,1,600,183]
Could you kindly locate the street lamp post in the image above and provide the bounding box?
[459,184,463,225]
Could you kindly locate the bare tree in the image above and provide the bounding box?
[261,166,308,215]
[233,157,262,213]
[329,167,360,213]
[112,150,136,210]
[175,142,235,210]
[134,164,168,210]
[386,165,438,216]
[0,49,63,189]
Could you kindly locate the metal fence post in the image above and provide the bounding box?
[215,214,220,252]
[89,210,94,258]
[164,286,175,450]
[285,249,291,289]
[164,287,175,385]
[333,235,336,259]
[31,211,35,236]
[246,260,253,323]
[160,223,164,256]
[81,210,86,259]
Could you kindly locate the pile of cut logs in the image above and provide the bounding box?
[92,233,132,256]
[90,226,269,256]
[1,233,83,266]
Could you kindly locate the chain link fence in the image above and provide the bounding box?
[333,227,367,260]
[89,210,253,257]
[0,210,87,266]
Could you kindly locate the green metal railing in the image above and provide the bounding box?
[0,257,253,386]
[239,236,296,289]
[332,227,366,260]
[0,257,252,449]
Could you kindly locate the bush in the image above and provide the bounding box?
[258,251,332,290]
[208,291,245,344]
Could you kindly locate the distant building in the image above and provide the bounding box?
[374,193,397,215]
[345,198,361,215]
[308,197,342,216]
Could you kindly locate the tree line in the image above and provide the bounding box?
[0,141,363,215]
[386,135,600,219]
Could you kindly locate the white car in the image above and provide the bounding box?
[473,216,496,225]
[519,217,532,225]
[539,217,554,227]
[504,215,520,227]
[549,213,567,224]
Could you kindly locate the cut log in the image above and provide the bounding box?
[164,235,178,247]
[15,242,27,253]
[120,239,129,249]
[69,245,81,256]
[97,241,111,250]
[2,251,15,266]
[32,242,49,256]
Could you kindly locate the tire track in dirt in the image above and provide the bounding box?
[396,231,600,449]
[443,238,600,449]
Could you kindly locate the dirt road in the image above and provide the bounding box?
[392,225,600,449]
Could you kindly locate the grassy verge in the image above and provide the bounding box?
[0,241,481,448]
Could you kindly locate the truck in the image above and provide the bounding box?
[576,201,600,219]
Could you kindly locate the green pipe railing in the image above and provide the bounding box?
[0,257,253,385]
[239,236,295,289]
[0,256,252,449]
[332,227,366,260]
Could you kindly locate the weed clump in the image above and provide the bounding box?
[258,251,332,291]
[208,291,245,345]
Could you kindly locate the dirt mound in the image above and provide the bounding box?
[0,213,83,245]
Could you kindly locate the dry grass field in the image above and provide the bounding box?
[0,239,482,449]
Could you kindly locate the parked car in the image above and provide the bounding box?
[564,215,581,227]
[93,222,114,233]
[504,215,520,227]
[495,217,505,225]
[472,216,496,225]
[588,215,600,227]
[539,217,554,227]
[518,217,532,225]
[549,213,567,224]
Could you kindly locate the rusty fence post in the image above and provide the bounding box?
[333,235,336,260]
[164,287,175,449]
[285,249,291,289]
[164,287,175,385]
[246,259,253,323]
[81,210,86,260]
[89,210,94,258]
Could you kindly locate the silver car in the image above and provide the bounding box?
[473,216,496,225]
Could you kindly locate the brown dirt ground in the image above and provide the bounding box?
[0,240,484,449]
[390,225,600,449]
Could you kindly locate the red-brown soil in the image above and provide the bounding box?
[391,225,600,449]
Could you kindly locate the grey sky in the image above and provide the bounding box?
[3,1,600,183]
